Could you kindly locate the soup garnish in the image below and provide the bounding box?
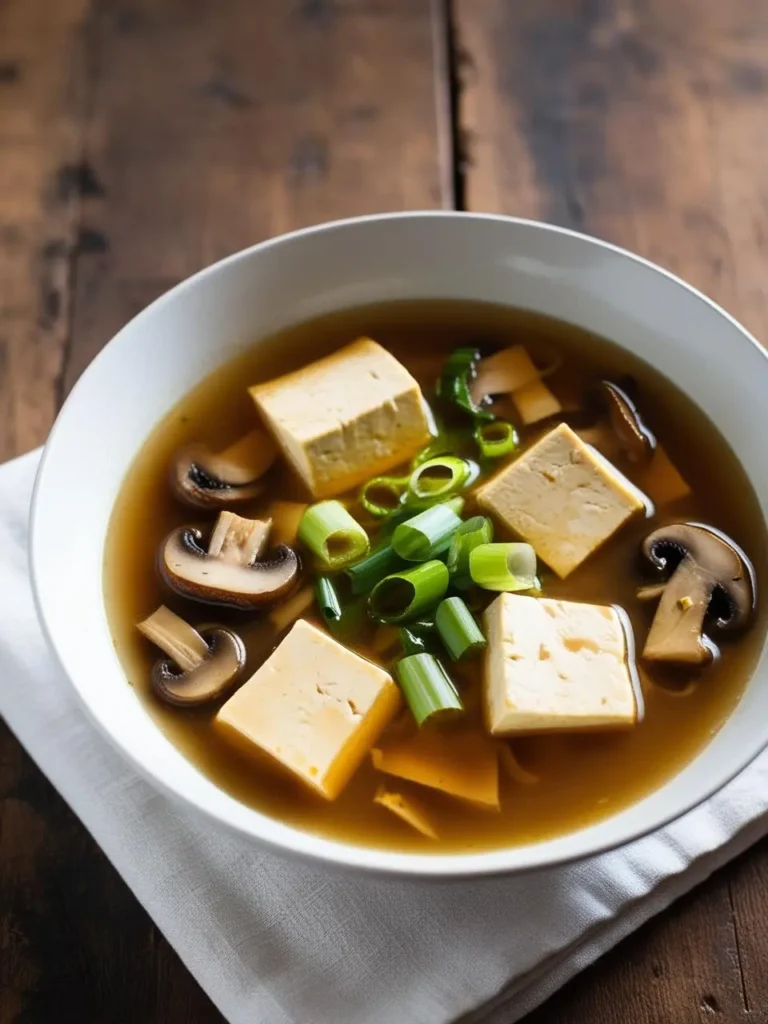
[137,605,246,707]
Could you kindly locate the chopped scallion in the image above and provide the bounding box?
[469,542,538,592]
[446,515,494,588]
[399,617,439,656]
[408,456,470,503]
[345,544,407,595]
[368,560,449,623]
[395,652,463,725]
[329,595,369,643]
[399,626,432,657]
[298,501,370,570]
[436,347,495,422]
[392,504,463,562]
[435,597,487,661]
[474,420,518,459]
[410,617,437,633]
[411,426,468,470]
[314,575,342,627]
[360,476,409,517]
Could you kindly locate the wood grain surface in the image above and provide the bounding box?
[2,0,768,1021]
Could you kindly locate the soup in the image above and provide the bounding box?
[105,301,766,853]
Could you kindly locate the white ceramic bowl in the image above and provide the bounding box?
[30,212,768,879]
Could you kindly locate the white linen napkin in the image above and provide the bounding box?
[3,448,768,1024]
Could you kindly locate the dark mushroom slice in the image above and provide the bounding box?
[137,604,246,707]
[171,427,278,509]
[599,381,656,464]
[639,522,755,665]
[160,510,300,610]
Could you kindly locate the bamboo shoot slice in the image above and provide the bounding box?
[268,585,314,632]
[636,444,691,505]
[497,742,539,785]
[372,729,499,809]
[268,500,309,546]
[374,785,438,839]
[512,379,563,425]
[470,345,540,404]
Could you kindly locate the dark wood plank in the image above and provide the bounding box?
[0,1,448,1021]
[455,1,768,1021]
[0,0,90,462]
[65,0,451,391]
[523,845,768,1024]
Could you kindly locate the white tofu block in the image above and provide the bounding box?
[216,619,400,799]
[478,423,644,577]
[250,338,432,499]
[483,594,640,735]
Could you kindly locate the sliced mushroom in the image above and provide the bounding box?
[599,381,656,464]
[160,510,300,609]
[137,604,245,706]
[640,522,755,665]
[171,427,278,509]
[636,581,667,602]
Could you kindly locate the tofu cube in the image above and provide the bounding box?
[250,338,432,499]
[216,619,400,799]
[483,594,640,735]
[478,423,644,577]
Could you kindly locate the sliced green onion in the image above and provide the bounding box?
[408,456,470,504]
[469,542,538,592]
[330,595,369,644]
[446,515,494,588]
[360,476,408,517]
[436,347,495,422]
[298,501,370,570]
[399,626,432,657]
[369,560,449,623]
[399,617,439,656]
[435,597,487,661]
[395,653,463,725]
[474,420,518,459]
[392,504,463,562]
[410,617,437,633]
[314,575,342,626]
[345,544,407,595]
[411,426,467,470]
[442,495,465,516]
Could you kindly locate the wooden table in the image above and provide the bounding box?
[2,1,768,1020]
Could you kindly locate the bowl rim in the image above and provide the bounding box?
[29,210,768,879]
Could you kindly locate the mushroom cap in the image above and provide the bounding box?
[600,381,656,464]
[151,626,246,706]
[160,526,300,609]
[172,443,265,509]
[642,522,755,630]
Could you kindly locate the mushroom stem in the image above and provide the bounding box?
[217,428,278,484]
[137,605,208,672]
[636,582,667,602]
[208,511,271,564]
[161,513,301,609]
[643,558,714,664]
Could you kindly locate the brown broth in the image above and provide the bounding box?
[104,300,768,853]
